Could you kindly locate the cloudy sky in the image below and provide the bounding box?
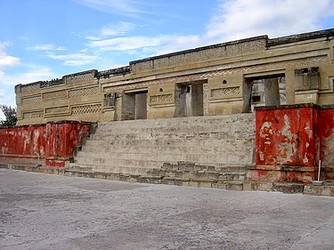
[1,0,334,119]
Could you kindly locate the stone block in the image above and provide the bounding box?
[173,178,189,186]
[205,171,220,181]
[242,181,252,191]
[251,182,273,192]
[198,181,212,188]
[161,177,175,185]
[174,170,191,179]
[137,175,162,184]
[272,183,304,194]
[188,181,199,188]
[212,182,228,190]
[226,181,243,191]
[304,184,334,196]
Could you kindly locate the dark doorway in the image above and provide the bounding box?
[175,83,204,117]
[243,74,286,113]
[123,91,148,120]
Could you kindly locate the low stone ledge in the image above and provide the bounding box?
[1,164,333,197]
[272,183,304,194]
[246,167,315,184]
[137,175,163,184]
[188,180,212,188]
[304,183,334,196]
[226,181,244,191]
[212,182,228,189]
[251,165,315,172]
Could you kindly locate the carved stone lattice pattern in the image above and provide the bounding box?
[211,87,240,98]
[23,111,44,119]
[22,95,42,104]
[132,39,266,72]
[66,72,95,84]
[149,94,174,105]
[69,87,99,98]
[21,83,40,93]
[43,90,67,99]
[71,104,102,115]
[107,56,328,93]
[45,106,68,114]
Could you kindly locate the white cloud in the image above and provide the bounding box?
[83,0,334,63]
[89,34,202,55]
[47,52,98,66]
[0,65,55,111]
[100,22,136,37]
[0,42,20,70]
[73,0,151,17]
[19,36,30,41]
[89,36,165,51]
[159,35,201,54]
[29,44,67,51]
[28,44,96,66]
[0,65,54,86]
[85,22,136,41]
[206,0,334,42]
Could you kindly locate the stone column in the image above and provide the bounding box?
[191,83,204,116]
[135,92,147,119]
[264,78,280,106]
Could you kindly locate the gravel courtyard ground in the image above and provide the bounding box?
[1,168,334,250]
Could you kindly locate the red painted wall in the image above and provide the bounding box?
[254,104,334,183]
[318,107,334,168]
[0,125,47,158]
[0,121,92,167]
[256,106,318,166]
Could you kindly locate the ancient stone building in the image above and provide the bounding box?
[15,29,334,125]
[1,28,334,196]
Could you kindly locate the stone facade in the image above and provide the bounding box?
[15,29,334,125]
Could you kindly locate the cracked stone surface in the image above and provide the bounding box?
[1,169,334,250]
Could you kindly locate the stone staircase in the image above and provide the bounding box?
[66,113,255,190]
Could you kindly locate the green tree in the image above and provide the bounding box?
[0,105,17,127]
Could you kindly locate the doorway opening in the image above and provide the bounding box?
[243,74,286,113]
[122,91,148,120]
[175,82,204,117]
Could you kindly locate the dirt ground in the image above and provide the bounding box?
[1,168,334,250]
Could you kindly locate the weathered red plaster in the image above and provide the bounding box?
[0,125,46,158]
[0,121,92,168]
[318,108,334,165]
[45,159,66,168]
[255,104,334,183]
[256,106,317,166]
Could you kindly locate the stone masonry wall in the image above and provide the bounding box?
[16,29,334,125]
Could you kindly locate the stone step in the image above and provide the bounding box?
[94,127,254,139]
[73,113,255,188]
[73,159,247,171]
[91,130,255,141]
[83,137,254,150]
[94,116,254,130]
[63,170,246,190]
[94,123,254,135]
[96,113,254,130]
[75,150,253,165]
[147,168,245,182]
[74,157,174,169]
[81,141,253,153]
[79,139,254,153]
[72,156,249,174]
[69,163,152,175]
[78,148,254,162]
